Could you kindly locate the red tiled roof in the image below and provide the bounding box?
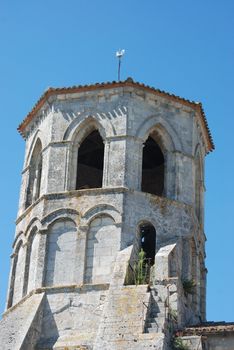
[177,322,234,336]
[17,78,214,152]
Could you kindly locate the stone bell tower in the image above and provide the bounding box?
[0,78,214,350]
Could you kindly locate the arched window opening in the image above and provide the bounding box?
[139,223,156,266]
[141,136,164,196]
[76,130,104,190]
[26,139,42,208]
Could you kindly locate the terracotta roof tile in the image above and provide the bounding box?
[176,322,234,336]
[17,78,214,152]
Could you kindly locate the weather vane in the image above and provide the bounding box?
[116,49,125,81]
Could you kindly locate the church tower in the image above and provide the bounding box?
[1,79,214,349]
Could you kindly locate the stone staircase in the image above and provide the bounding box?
[144,289,166,334]
[93,247,168,350]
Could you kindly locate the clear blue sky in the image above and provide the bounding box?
[0,0,233,320]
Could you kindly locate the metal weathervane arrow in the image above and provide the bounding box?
[116,49,125,81]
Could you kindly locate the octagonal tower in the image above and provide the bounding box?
[1,78,214,350]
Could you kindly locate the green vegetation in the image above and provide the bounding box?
[125,249,150,285]
[168,307,178,323]
[134,249,148,285]
[182,279,196,296]
[173,337,190,350]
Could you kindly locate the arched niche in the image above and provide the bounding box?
[76,130,104,190]
[9,240,26,307]
[84,215,120,284]
[141,134,165,196]
[23,227,40,296]
[44,219,77,287]
[138,222,156,266]
[25,138,43,208]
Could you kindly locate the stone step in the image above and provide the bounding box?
[144,313,166,334]
[145,319,162,327]
[145,322,159,328]
[146,327,159,333]
[150,302,165,310]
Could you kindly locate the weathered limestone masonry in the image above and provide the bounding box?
[1,78,233,349]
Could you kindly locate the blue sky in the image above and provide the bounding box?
[0,0,233,320]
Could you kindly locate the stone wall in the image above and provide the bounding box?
[2,83,211,349]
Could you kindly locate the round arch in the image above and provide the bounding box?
[41,208,79,230]
[80,204,121,226]
[24,217,42,239]
[136,221,157,266]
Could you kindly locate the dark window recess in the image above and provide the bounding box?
[76,130,104,190]
[25,139,42,209]
[140,224,156,265]
[141,136,164,196]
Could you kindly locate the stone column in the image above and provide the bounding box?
[37,230,48,288]
[76,225,88,285]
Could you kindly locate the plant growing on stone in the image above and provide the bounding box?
[168,307,178,323]
[182,279,196,296]
[134,249,148,285]
[173,337,190,350]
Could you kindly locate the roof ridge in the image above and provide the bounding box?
[17,78,214,152]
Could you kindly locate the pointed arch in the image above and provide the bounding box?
[25,138,43,208]
[67,117,106,190]
[136,115,182,152]
[25,129,42,166]
[76,129,104,189]
[64,115,108,142]
[139,121,179,198]
[141,133,165,196]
